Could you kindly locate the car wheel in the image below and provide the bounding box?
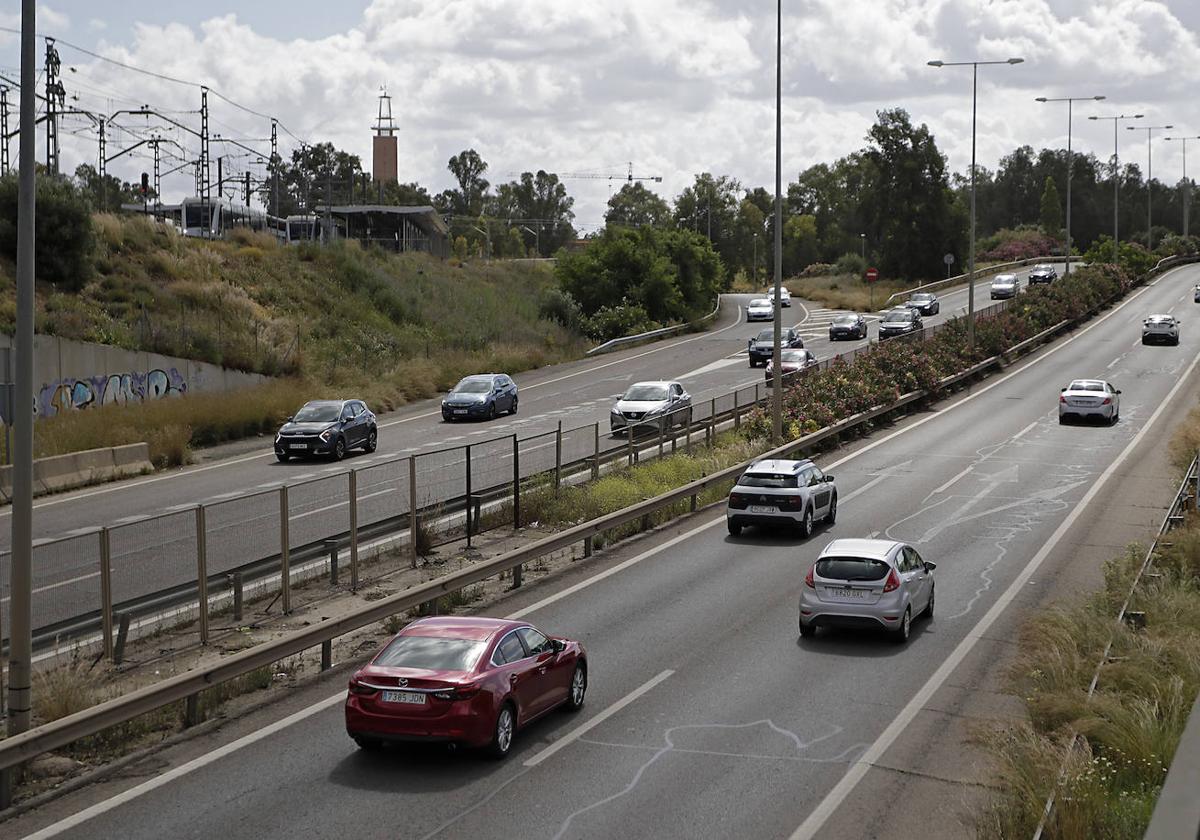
[923,584,935,619]
[1058,415,1066,425]
[352,735,383,751]
[1141,337,1149,345]
[825,492,837,525]
[276,453,289,463]
[799,620,816,639]
[891,607,912,644]
[332,436,346,461]
[510,396,518,415]
[364,428,377,453]
[565,664,587,712]
[487,703,516,760]
[488,403,497,421]
[799,506,814,539]
[1110,410,1119,425]
[727,519,742,537]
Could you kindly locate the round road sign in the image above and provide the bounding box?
[943,253,955,266]
[865,267,879,283]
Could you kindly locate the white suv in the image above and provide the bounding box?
[1142,314,1180,345]
[726,459,837,538]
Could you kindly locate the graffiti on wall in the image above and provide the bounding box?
[36,368,188,418]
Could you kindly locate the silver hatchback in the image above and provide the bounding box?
[799,538,935,643]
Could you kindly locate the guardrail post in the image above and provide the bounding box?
[325,539,339,586]
[592,423,600,480]
[113,612,131,666]
[99,527,114,661]
[512,562,523,589]
[409,455,419,567]
[1194,450,1199,511]
[348,469,359,592]
[321,639,332,671]
[709,397,716,443]
[184,693,200,728]
[626,426,635,466]
[465,445,473,545]
[555,421,563,494]
[584,535,593,558]
[512,435,521,529]
[691,493,698,512]
[279,485,291,614]
[196,506,209,645]
[232,572,243,622]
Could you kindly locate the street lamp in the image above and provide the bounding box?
[1035,95,1105,275]
[859,232,866,262]
[1089,113,1143,262]
[771,0,783,443]
[753,232,759,287]
[1163,135,1200,238]
[1127,123,1173,250]
[927,56,1024,349]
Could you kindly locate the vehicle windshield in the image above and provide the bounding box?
[293,403,341,423]
[1147,316,1173,323]
[453,378,492,394]
[780,349,808,362]
[815,557,891,582]
[882,310,913,323]
[750,299,771,307]
[832,315,859,325]
[1067,381,1104,392]
[623,384,669,401]
[737,472,799,488]
[756,329,776,341]
[375,635,486,671]
[910,294,933,302]
[993,275,1016,284]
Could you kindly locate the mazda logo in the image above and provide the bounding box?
[397,677,408,687]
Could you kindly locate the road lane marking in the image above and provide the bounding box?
[523,669,675,768]
[288,488,394,522]
[788,299,1200,840]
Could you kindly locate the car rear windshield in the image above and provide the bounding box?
[737,472,799,488]
[815,557,891,581]
[375,635,487,671]
[453,379,492,393]
[1068,381,1104,391]
[832,315,858,324]
[882,310,912,323]
[623,384,669,401]
[293,404,341,422]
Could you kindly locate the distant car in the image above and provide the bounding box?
[442,374,518,422]
[1028,264,1058,284]
[1193,285,1200,303]
[726,458,837,538]
[905,292,940,316]
[769,286,792,307]
[1059,379,1120,425]
[990,273,1020,299]
[799,538,936,643]
[877,307,922,340]
[748,327,804,367]
[828,313,868,341]
[610,380,692,435]
[1142,314,1180,345]
[746,298,774,321]
[345,616,587,759]
[766,348,819,383]
[275,399,377,462]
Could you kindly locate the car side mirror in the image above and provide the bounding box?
[285,416,293,423]
[549,638,565,654]
[1115,389,1122,395]
[924,561,937,572]
[1060,387,1067,392]
[824,475,834,483]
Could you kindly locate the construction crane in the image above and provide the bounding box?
[501,162,662,184]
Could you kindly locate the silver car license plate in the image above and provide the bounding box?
[288,444,306,450]
[453,409,468,415]
[835,587,866,599]
[381,690,426,705]
[749,505,777,514]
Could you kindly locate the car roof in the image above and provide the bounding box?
[746,458,813,473]
[818,538,902,561]
[1034,264,1053,269]
[400,616,524,641]
[626,380,678,388]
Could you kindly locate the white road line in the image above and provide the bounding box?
[788,288,1200,840]
[1107,356,1122,369]
[288,488,394,522]
[523,670,675,768]
[929,463,974,497]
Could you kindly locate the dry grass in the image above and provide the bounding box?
[785,273,911,312]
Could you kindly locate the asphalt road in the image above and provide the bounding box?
[0,263,1062,637]
[9,261,1191,840]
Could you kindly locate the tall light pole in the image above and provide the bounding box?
[859,232,866,262]
[1164,135,1200,238]
[1035,95,1105,276]
[928,56,1024,349]
[753,232,759,286]
[771,0,783,444]
[1128,123,1173,250]
[1089,113,1143,262]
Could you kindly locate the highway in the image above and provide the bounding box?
[0,266,1058,640]
[9,262,1193,840]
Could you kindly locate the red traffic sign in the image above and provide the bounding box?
[865,267,879,283]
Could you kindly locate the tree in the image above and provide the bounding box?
[73,163,151,213]
[264,141,363,216]
[783,214,820,275]
[0,173,94,291]
[446,149,490,216]
[380,181,433,206]
[1039,175,1063,237]
[605,182,671,228]
[673,173,742,272]
[496,170,576,255]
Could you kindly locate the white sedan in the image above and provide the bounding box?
[769,286,792,307]
[746,298,774,321]
[1059,379,1120,425]
[1142,314,1180,346]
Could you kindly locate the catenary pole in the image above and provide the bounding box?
[771,0,782,443]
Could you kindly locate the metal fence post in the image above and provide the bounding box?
[279,485,291,614]
[658,419,666,457]
[592,423,600,480]
[349,469,359,592]
[195,506,209,645]
[512,435,521,529]
[685,412,692,455]
[734,391,741,430]
[627,426,634,466]
[409,455,418,567]
[99,527,114,661]
[465,445,473,546]
[554,421,563,494]
[756,382,761,404]
[1194,450,1199,511]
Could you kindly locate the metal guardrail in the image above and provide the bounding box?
[1146,690,1200,839]
[586,295,723,355]
[882,257,1078,307]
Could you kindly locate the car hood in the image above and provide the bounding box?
[280,421,336,434]
[444,393,488,403]
[615,399,670,413]
[879,320,913,329]
[992,280,1015,287]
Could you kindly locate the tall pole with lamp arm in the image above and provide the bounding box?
[1089,113,1143,262]
[1035,95,1106,275]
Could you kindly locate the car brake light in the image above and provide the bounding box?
[804,565,815,588]
[883,569,901,592]
[348,678,375,695]
[433,683,480,701]
[1059,395,1067,403]
[1101,397,1112,405]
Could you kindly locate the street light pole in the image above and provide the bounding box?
[928,56,1024,349]
[1036,95,1105,276]
[771,0,783,444]
[1089,113,1143,262]
[1164,135,1200,239]
[1128,124,1173,250]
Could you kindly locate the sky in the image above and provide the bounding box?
[1,0,1199,230]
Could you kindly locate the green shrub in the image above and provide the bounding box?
[0,173,95,291]
[833,252,866,277]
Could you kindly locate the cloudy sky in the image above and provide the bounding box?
[1,0,1198,228]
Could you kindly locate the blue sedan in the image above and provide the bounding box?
[441,374,519,422]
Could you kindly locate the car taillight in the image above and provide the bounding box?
[348,678,375,695]
[1101,397,1112,405]
[883,569,900,593]
[728,492,748,510]
[780,494,803,510]
[433,683,479,701]
[804,565,815,588]
[1059,395,1067,403]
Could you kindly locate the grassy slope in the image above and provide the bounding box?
[0,214,583,464]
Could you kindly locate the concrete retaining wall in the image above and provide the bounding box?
[0,333,268,420]
[0,443,153,501]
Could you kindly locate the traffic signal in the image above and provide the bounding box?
[140,172,149,196]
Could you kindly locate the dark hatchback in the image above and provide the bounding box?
[748,327,804,367]
[442,374,519,421]
[1028,264,1058,284]
[275,399,377,462]
[878,307,923,340]
[828,313,868,340]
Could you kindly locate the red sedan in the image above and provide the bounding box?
[345,616,587,758]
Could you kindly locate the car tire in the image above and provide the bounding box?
[487,702,516,760]
[1111,410,1119,425]
[799,506,814,539]
[923,584,935,619]
[727,519,742,537]
[825,492,837,525]
[1058,415,1066,425]
[799,620,816,639]
[364,429,377,453]
[352,735,383,751]
[1141,337,1149,345]
[488,403,497,421]
[510,397,518,415]
[276,453,289,463]
[332,436,346,461]
[565,664,587,712]
[891,607,912,644]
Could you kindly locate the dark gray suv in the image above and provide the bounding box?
[275,399,377,462]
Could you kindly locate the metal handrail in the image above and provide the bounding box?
[586,294,723,355]
[882,257,1076,307]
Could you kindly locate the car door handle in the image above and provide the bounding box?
[509,673,518,683]
[537,667,547,674]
